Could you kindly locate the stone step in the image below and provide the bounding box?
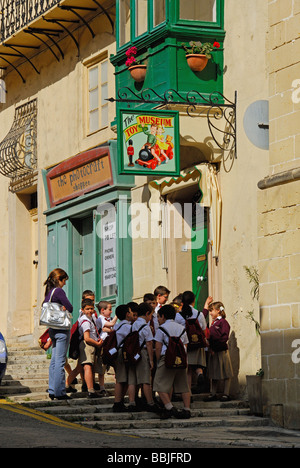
[7,347,46,356]
[20,394,268,432]
[80,415,271,431]
[38,406,251,422]
[6,354,49,364]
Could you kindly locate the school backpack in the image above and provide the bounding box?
[159,326,187,369]
[38,329,50,349]
[69,319,88,360]
[101,323,125,366]
[181,311,207,351]
[122,324,147,365]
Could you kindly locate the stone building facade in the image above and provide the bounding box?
[257,0,300,429]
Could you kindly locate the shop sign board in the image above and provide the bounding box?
[46,147,113,207]
[102,220,117,287]
[117,108,180,176]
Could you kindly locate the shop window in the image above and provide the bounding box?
[135,0,148,37]
[119,0,131,47]
[179,0,217,22]
[87,57,108,134]
[153,0,166,27]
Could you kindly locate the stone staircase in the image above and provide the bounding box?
[0,345,51,401]
[2,345,300,447]
[0,345,271,432]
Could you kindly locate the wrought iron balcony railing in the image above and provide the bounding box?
[0,0,60,42]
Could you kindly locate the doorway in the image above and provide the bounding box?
[71,214,95,321]
[191,207,209,312]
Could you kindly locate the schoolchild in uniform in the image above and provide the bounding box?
[127,301,139,323]
[126,302,161,412]
[171,294,183,312]
[153,304,191,419]
[66,290,96,393]
[175,291,212,391]
[95,300,117,396]
[153,285,170,334]
[78,298,103,398]
[112,304,134,412]
[205,301,234,401]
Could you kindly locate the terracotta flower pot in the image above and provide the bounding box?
[128,64,147,82]
[186,54,209,72]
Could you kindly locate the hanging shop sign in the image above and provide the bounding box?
[46,147,113,207]
[117,109,180,176]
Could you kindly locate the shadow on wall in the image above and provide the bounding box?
[229,331,240,397]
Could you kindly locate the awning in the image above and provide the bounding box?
[0,0,115,83]
[148,163,222,258]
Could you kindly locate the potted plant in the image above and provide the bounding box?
[125,46,147,82]
[182,41,220,72]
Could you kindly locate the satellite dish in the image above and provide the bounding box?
[243,100,269,150]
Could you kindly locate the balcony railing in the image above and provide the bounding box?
[0,0,59,42]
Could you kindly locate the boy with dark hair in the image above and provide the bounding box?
[112,304,134,412]
[153,304,191,419]
[126,302,160,413]
[78,298,103,398]
[95,300,117,396]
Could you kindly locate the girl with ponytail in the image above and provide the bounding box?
[43,268,73,400]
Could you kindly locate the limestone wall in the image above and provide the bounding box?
[258,0,300,429]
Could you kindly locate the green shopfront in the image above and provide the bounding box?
[109,0,228,308]
[43,142,134,321]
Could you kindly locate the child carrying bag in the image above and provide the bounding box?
[40,288,72,330]
[68,319,89,360]
[182,311,207,351]
[122,323,147,365]
[101,323,126,366]
[159,326,187,369]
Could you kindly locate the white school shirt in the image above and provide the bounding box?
[131,317,153,348]
[78,314,100,342]
[115,319,132,347]
[154,319,188,356]
[96,315,113,341]
[175,305,206,331]
[153,303,163,334]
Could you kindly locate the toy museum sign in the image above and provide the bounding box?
[46,147,113,207]
[117,109,180,176]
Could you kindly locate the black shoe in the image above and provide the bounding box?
[81,382,88,392]
[220,394,231,402]
[160,406,180,419]
[177,409,191,419]
[87,391,101,399]
[112,402,128,413]
[203,394,218,402]
[128,404,139,412]
[145,403,162,414]
[65,386,77,394]
[48,394,55,400]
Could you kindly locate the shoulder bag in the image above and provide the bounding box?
[40,288,72,330]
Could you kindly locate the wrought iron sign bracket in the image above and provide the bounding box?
[108,87,237,171]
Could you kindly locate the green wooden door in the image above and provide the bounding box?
[47,220,71,298]
[191,207,209,313]
[71,214,95,321]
